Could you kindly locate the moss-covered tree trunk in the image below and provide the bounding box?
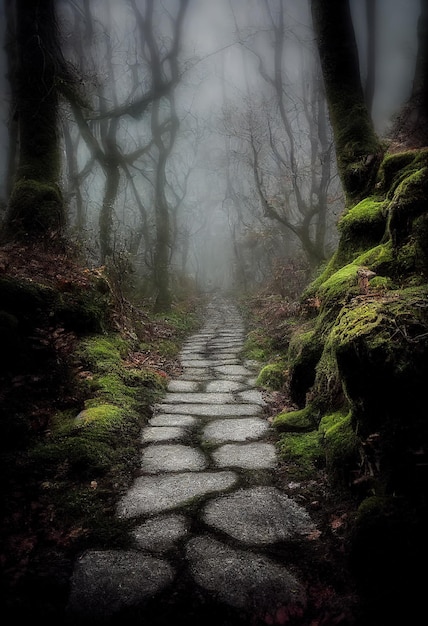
[310,0,382,205]
[3,0,65,241]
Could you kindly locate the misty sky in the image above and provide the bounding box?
[0,0,422,287]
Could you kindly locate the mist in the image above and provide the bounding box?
[0,0,421,295]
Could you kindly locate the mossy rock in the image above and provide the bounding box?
[328,287,428,434]
[272,404,319,432]
[78,335,129,372]
[317,263,360,310]
[377,148,428,199]
[31,436,116,477]
[243,329,274,362]
[387,165,428,247]
[277,431,325,478]
[255,361,286,390]
[335,198,388,267]
[287,328,323,407]
[320,411,359,486]
[307,342,346,414]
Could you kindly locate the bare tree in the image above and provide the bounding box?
[226,0,341,271]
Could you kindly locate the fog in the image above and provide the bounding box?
[0,0,421,295]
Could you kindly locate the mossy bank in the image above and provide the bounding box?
[258,148,428,620]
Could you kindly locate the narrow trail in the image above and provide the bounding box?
[66,296,354,625]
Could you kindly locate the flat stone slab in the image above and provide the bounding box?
[133,514,188,552]
[157,403,261,417]
[211,359,241,366]
[212,442,277,469]
[67,550,174,619]
[202,486,315,545]
[178,369,211,380]
[141,426,187,442]
[202,418,269,443]
[180,359,213,367]
[117,471,238,517]
[141,444,207,473]
[204,380,245,393]
[149,414,197,427]
[186,536,306,613]
[214,365,252,376]
[238,390,267,405]
[163,392,234,404]
[167,380,200,392]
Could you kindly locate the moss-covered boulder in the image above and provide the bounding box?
[274,148,428,573]
[287,327,323,407]
[255,360,287,390]
[272,404,320,432]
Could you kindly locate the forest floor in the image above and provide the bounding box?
[0,243,366,625]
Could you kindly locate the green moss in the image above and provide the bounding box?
[243,329,273,362]
[30,435,114,475]
[139,338,179,358]
[327,286,428,440]
[377,149,428,198]
[308,342,346,414]
[321,411,359,485]
[255,361,286,390]
[388,166,428,246]
[277,431,325,479]
[317,263,360,308]
[75,403,126,428]
[287,327,323,406]
[318,410,349,438]
[8,178,64,236]
[353,242,394,275]
[273,404,319,432]
[368,276,393,292]
[78,335,129,372]
[335,198,387,266]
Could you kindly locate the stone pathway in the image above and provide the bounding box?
[66,296,317,625]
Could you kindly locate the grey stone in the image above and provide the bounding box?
[149,414,197,427]
[117,471,238,517]
[178,369,211,380]
[141,426,186,442]
[204,380,244,392]
[67,550,174,618]
[214,365,252,376]
[133,514,188,552]
[238,389,267,405]
[202,486,315,544]
[141,444,207,473]
[180,359,213,367]
[212,442,277,469]
[186,536,306,612]
[167,380,200,392]
[162,392,234,404]
[157,403,261,417]
[202,418,269,443]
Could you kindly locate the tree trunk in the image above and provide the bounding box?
[99,162,120,264]
[3,0,65,242]
[311,0,382,205]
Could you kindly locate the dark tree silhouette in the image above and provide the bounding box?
[2,0,69,242]
[311,0,383,205]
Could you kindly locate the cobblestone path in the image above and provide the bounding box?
[66,296,319,625]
